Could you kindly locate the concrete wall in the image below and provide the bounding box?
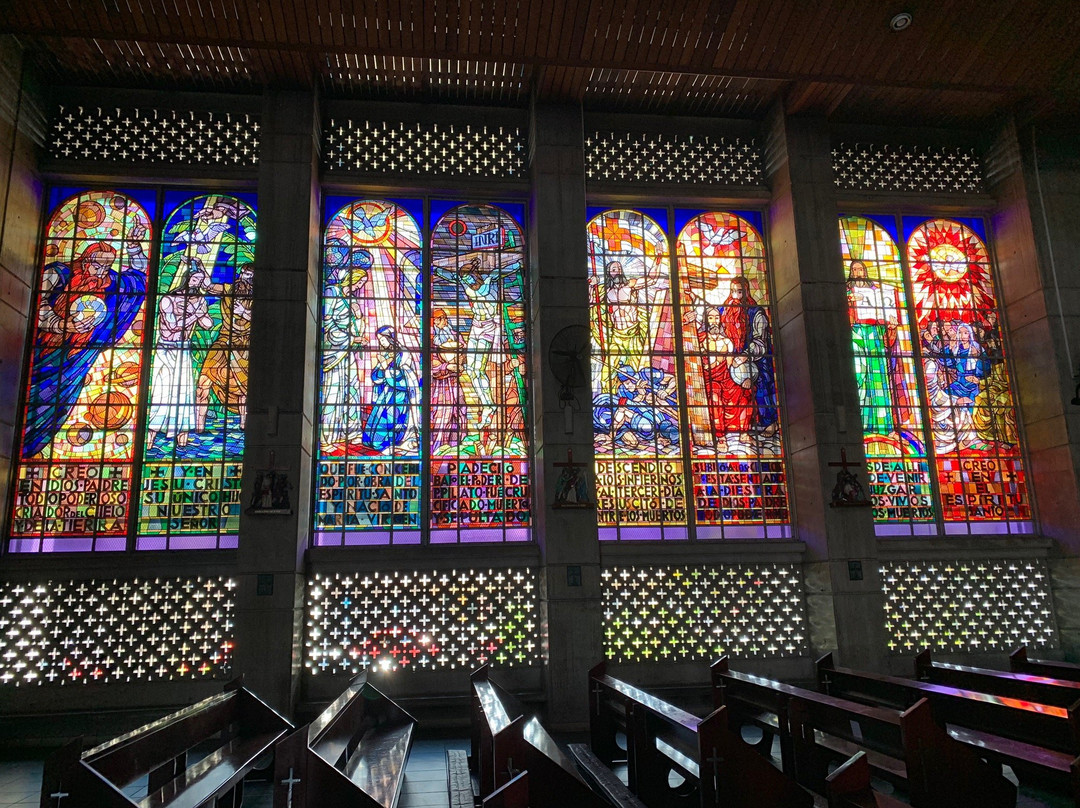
[0,76,1079,736]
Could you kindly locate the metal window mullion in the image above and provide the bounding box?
[896,213,947,537]
[420,196,432,544]
[668,207,696,541]
[126,184,166,553]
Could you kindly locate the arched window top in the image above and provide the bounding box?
[431,202,524,248]
[587,209,668,263]
[839,215,903,284]
[907,218,996,328]
[676,211,769,305]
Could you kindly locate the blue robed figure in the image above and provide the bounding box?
[361,326,419,451]
[22,233,148,457]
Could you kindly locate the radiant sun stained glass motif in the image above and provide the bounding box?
[840,216,933,528]
[842,216,1030,533]
[907,218,1029,530]
[589,210,686,539]
[316,199,424,545]
[429,204,530,542]
[677,212,788,536]
[137,195,256,549]
[9,191,153,552]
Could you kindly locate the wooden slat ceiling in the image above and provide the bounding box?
[8,0,1080,125]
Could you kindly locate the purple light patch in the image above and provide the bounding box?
[41,537,95,552]
[392,530,422,545]
[723,525,768,539]
[219,534,239,548]
[695,526,726,540]
[7,538,40,553]
[598,527,618,541]
[344,531,392,546]
[167,535,221,550]
[503,528,531,542]
[429,529,458,544]
[136,536,168,551]
[313,531,342,547]
[766,525,792,539]
[460,528,508,543]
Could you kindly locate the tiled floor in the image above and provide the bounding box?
[0,738,463,808]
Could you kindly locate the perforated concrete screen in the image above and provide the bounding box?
[585,132,763,185]
[0,577,236,685]
[601,564,807,662]
[880,559,1057,653]
[49,105,260,165]
[832,143,984,193]
[324,118,527,178]
[305,568,541,673]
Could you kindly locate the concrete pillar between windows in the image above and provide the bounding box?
[986,119,1080,659]
[232,90,321,713]
[763,105,887,670]
[0,41,43,537]
[529,102,601,729]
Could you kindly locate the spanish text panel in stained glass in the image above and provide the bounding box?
[9,190,153,553]
[677,211,789,538]
[315,199,424,546]
[588,209,686,540]
[137,194,256,550]
[429,203,530,542]
[905,217,1030,532]
[840,215,933,529]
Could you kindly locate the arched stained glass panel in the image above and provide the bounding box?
[840,216,933,528]
[137,194,256,550]
[677,212,788,537]
[9,190,153,552]
[588,209,686,540]
[429,204,530,542]
[315,199,424,546]
[907,218,1030,530]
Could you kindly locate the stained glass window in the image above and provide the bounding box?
[137,194,256,549]
[10,190,153,552]
[8,189,257,553]
[678,212,788,537]
[314,199,530,546]
[429,204,530,543]
[841,215,1031,535]
[588,208,790,540]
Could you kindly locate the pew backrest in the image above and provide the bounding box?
[916,649,1080,708]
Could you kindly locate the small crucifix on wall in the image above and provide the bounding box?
[552,449,593,509]
[829,448,871,508]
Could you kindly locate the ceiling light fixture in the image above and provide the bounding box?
[890,12,913,31]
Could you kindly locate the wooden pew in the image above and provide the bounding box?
[817,652,1080,754]
[589,661,812,808]
[819,653,1080,805]
[40,679,292,808]
[916,649,1080,709]
[470,664,608,808]
[271,670,416,808]
[482,771,529,808]
[712,657,1016,808]
[826,752,906,808]
[1011,646,1080,683]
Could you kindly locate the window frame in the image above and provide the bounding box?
[586,200,794,543]
[4,183,258,555]
[311,192,536,548]
[839,209,1036,538]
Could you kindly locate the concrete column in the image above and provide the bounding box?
[0,42,43,533]
[985,120,1080,658]
[529,102,601,729]
[232,90,321,713]
[762,105,886,669]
